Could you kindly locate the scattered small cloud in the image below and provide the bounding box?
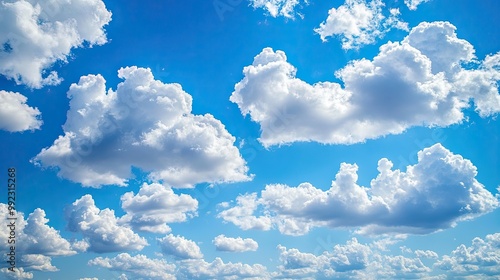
[315,0,408,50]
[213,235,259,252]
[404,0,431,10]
[249,0,307,19]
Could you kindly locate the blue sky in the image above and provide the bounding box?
[0,0,499,279]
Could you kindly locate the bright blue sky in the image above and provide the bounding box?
[1,0,500,279]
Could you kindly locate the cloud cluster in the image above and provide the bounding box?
[33,66,251,188]
[158,234,203,259]
[315,0,408,49]
[274,238,377,279]
[435,233,500,277]
[274,238,434,279]
[231,22,500,147]
[274,232,500,279]
[120,183,198,233]
[0,90,42,132]
[0,0,111,88]
[249,0,305,18]
[65,195,148,253]
[0,204,75,277]
[213,235,259,252]
[89,253,176,280]
[219,144,499,235]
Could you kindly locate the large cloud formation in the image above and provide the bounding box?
[315,0,408,49]
[231,21,500,147]
[0,90,42,132]
[0,0,111,88]
[33,66,251,188]
[219,144,499,235]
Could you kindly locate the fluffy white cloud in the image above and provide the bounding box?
[315,0,408,49]
[33,66,251,188]
[404,0,430,10]
[0,204,75,256]
[249,0,305,18]
[65,195,148,253]
[157,234,203,259]
[19,254,57,272]
[218,193,272,231]
[0,267,33,279]
[89,253,176,280]
[0,90,42,132]
[120,183,198,233]
[219,144,499,235]
[178,258,269,279]
[18,208,76,256]
[0,205,74,276]
[435,233,500,277]
[231,22,500,147]
[0,0,111,88]
[213,235,259,252]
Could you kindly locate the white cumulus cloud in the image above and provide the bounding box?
[231,22,500,147]
[0,205,75,256]
[120,183,198,233]
[315,0,408,49]
[0,90,42,132]
[19,254,57,272]
[89,253,176,280]
[157,234,203,259]
[0,0,111,88]
[33,66,251,188]
[65,194,148,253]
[219,144,499,235]
[213,235,259,252]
